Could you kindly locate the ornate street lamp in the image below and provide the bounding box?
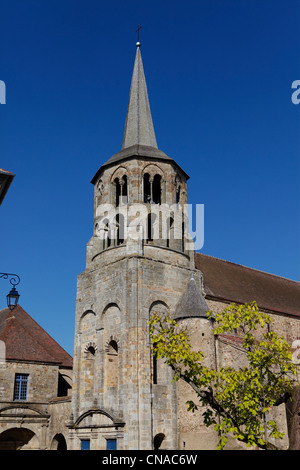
[0,273,20,310]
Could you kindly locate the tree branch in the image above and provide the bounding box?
[169,363,282,450]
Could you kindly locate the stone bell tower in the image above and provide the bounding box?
[69,42,208,450]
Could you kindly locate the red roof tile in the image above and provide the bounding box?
[195,253,300,318]
[0,305,72,367]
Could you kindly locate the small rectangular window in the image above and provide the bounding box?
[106,438,117,450]
[13,373,29,401]
[81,439,90,450]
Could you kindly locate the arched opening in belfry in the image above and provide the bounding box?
[143,173,151,203]
[166,216,174,248]
[102,218,111,249]
[122,175,128,202]
[147,213,157,242]
[114,175,128,207]
[115,178,121,207]
[176,185,181,204]
[143,173,162,204]
[116,213,125,245]
[152,174,161,204]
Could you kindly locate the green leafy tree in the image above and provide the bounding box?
[148,301,298,450]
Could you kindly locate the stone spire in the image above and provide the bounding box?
[174,277,209,320]
[122,43,158,150]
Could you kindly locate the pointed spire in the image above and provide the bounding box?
[174,277,209,320]
[122,43,158,150]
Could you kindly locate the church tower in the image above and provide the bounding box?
[69,42,209,450]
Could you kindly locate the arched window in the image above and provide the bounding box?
[57,373,72,397]
[166,217,174,248]
[153,433,165,450]
[107,339,118,355]
[152,174,161,204]
[147,213,157,242]
[143,173,162,204]
[175,174,182,204]
[114,177,121,207]
[86,345,96,356]
[122,175,128,203]
[102,218,111,249]
[116,213,125,245]
[143,173,151,203]
[51,433,67,451]
[105,338,119,390]
[176,185,181,204]
[114,175,128,207]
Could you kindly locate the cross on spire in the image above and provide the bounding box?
[136,24,142,45]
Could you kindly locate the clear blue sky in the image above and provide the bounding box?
[0,0,299,355]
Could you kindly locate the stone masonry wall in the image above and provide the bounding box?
[175,297,300,450]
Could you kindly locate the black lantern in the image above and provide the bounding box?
[7,286,20,310]
[0,273,20,310]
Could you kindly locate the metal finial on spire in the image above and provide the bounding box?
[136,24,142,47]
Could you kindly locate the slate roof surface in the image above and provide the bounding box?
[91,144,189,184]
[90,44,189,183]
[174,277,209,320]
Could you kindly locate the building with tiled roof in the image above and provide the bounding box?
[195,253,300,318]
[0,306,72,450]
[68,42,300,451]
[1,41,299,451]
[0,306,72,367]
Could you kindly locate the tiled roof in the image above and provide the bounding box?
[0,305,72,367]
[195,253,300,318]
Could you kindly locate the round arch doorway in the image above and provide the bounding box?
[51,433,67,450]
[0,427,39,450]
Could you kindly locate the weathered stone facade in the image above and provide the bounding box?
[69,149,196,449]
[68,43,300,450]
[1,43,299,451]
[0,306,72,450]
